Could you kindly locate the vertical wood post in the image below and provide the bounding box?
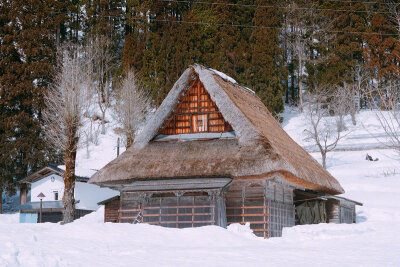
[39,198,43,223]
[20,184,28,205]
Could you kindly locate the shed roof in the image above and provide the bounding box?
[89,65,345,195]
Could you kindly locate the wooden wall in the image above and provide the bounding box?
[119,190,226,227]
[225,180,295,238]
[42,212,63,223]
[325,198,356,224]
[104,197,120,223]
[159,78,233,135]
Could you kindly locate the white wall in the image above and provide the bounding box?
[31,174,64,202]
[30,174,119,211]
[75,182,118,210]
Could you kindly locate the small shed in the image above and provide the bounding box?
[98,196,120,223]
[90,65,361,237]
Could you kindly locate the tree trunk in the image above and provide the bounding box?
[322,152,327,169]
[126,135,133,149]
[56,24,60,46]
[19,184,28,205]
[298,54,304,112]
[351,112,357,126]
[101,111,106,135]
[62,130,79,224]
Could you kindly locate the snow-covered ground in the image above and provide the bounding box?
[283,106,400,152]
[1,109,400,266]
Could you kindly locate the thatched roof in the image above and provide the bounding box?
[89,65,344,195]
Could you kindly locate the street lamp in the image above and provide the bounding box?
[37,192,46,223]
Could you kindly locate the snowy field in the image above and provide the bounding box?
[283,106,400,152]
[1,110,400,267]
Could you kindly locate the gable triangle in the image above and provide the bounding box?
[158,77,233,135]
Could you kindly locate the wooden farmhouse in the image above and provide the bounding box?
[19,165,118,223]
[90,65,361,238]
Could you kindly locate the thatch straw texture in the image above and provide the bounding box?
[89,65,344,195]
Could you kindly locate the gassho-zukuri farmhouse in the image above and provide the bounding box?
[89,64,361,238]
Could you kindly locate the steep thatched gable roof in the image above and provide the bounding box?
[89,65,344,195]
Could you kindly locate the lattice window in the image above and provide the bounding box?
[268,201,295,237]
[226,183,295,238]
[142,194,215,228]
[226,184,269,238]
[118,191,217,228]
[119,199,140,223]
[159,78,233,135]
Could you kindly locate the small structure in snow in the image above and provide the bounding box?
[366,153,379,161]
[90,65,361,238]
[19,165,118,223]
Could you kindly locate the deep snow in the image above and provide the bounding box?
[1,109,400,266]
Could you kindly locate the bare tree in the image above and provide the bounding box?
[286,1,311,112]
[114,70,150,148]
[87,35,118,135]
[304,84,347,168]
[364,78,400,154]
[348,65,368,124]
[42,44,92,223]
[389,2,400,36]
[285,1,333,112]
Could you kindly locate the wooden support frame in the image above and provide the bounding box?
[225,179,295,238]
[118,189,226,228]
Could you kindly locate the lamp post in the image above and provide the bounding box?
[37,192,46,223]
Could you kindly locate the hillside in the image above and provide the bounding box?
[1,109,399,266]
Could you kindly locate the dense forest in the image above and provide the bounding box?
[0,0,399,198]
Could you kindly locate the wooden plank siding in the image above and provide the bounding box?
[104,198,120,223]
[118,190,225,227]
[326,198,356,224]
[225,180,295,238]
[159,78,233,135]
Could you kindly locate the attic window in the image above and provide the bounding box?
[193,114,207,132]
[54,191,59,201]
[157,78,233,136]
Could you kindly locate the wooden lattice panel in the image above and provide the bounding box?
[226,181,295,238]
[159,78,233,135]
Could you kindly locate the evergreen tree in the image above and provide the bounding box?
[363,1,400,106]
[318,0,368,85]
[0,0,61,204]
[248,0,284,116]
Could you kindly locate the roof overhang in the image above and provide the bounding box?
[294,189,363,206]
[99,177,233,191]
[21,165,89,184]
[97,195,120,205]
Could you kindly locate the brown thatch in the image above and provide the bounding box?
[89,65,344,195]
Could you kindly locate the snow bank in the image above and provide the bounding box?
[1,109,400,266]
[227,222,258,239]
[73,206,105,224]
[0,213,19,224]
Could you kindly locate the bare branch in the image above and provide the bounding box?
[113,70,150,148]
[41,43,93,223]
[86,35,118,134]
[304,83,347,168]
